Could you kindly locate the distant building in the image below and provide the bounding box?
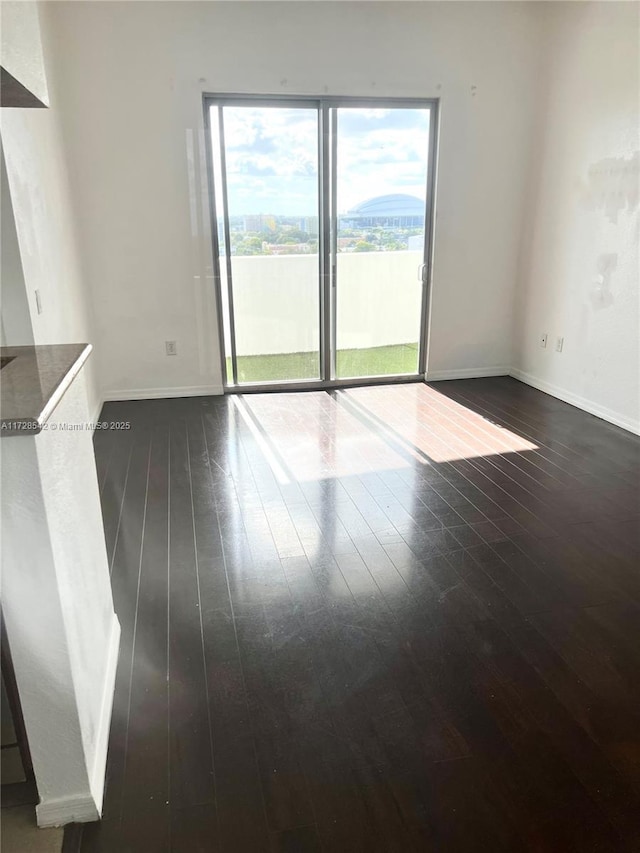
[243,214,276,233]
[298,216,319,234]
[341,194,425,228]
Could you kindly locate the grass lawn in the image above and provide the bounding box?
[227,343,419,384]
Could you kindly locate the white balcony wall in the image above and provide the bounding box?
[231,254,318,358]
[336,251,423,353]
[231,250,421,356]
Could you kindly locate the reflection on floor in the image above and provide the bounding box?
[74,378,640,851]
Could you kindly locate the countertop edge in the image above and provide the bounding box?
[37,343,93,431]
[1,344,93,437]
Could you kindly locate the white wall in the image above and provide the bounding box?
[1,4,120,822]
[45,1,543,398]
[336,251,424,351]
[230,251,422,356]
[513,2,640,434]
[0,2,100,417]
[1,147,34,347]
[1,368,120,826]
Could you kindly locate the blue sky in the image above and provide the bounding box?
[219,106,430,217]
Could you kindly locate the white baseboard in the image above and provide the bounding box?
[426,366,510,381]
[36,794,99,828]
[102,384,224,402]
[90,396,105,425]
[89,614,121,813]
[98,374,639,435]
[510,368,640,436]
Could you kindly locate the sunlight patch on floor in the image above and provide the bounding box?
[232,384,538,484]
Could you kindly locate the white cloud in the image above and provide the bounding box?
[219,105,430,216]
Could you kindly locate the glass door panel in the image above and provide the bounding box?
[221,105,320,384]
[334,108,431,378]
[207,98,435,388]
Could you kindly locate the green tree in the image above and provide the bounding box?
[276,229,309,244]
[354,240,377,252]
[235,236,264,256]
[381,238,406,251]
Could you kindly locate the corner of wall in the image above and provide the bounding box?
[1,0,105,413]
[510,2,640,436]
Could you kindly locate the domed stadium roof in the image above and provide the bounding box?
[347,194,425,217]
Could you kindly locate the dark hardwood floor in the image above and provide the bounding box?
[72,378,640,852]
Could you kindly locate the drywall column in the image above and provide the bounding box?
[1,147,34,347]
[0,365,120,826]
[0,1,102,417]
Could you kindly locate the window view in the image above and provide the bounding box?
[209,100,433,386]
[222,105,321,383]
[335,107,430,378]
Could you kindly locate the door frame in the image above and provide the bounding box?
[203,94,439,393]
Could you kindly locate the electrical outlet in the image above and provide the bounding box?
[540,333,548,348]
[556,336,564,353]
[165,340,177,356]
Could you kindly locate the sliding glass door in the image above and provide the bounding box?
[335,107,431,379]
[208,104,321,384]
[205,97,437,389]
